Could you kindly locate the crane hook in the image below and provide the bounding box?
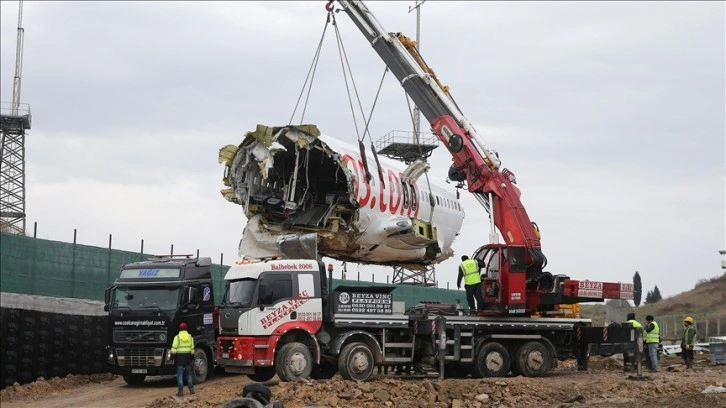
[325,0,334,12]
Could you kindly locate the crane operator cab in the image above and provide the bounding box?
[473,243,556,314]
[473,246,503,306]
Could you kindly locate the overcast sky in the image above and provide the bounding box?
[1,1,724,299]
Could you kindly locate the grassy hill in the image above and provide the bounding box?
[579,272,726,340]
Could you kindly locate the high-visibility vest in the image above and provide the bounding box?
[645,321,660,344]
[461,259,481,285]
[627,319,642,328]
[172,330,195,354]
[683,325,697,347]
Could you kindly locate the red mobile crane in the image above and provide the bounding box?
[332,0,632,314]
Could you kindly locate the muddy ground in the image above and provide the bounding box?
[2,355,724,408]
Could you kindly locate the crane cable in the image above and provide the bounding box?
[330,9,388,187]
[288,10,334,125]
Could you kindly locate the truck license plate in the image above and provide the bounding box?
[222,353,229,359]
[131,369,147,374]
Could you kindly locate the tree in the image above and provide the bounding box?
[633,271,642,307]
[644,285,663,304]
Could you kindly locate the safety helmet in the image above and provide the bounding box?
[179,322,188,330]
[683,316,694,324]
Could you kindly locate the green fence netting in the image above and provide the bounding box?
[1,233,462,308]
[0,233,230,305]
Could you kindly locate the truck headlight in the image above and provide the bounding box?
[107,349,115,364]
[166,349,173,365]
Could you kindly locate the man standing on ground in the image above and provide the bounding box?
[171,322,195,396]
[623,313,642,371]
[681,316,697,369]
[643,315,660,371]
[457,255,484,312]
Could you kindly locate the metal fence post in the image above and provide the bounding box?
[71,229,77,298]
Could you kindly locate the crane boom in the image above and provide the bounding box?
[333,0,632,314]
[335,1,542,250]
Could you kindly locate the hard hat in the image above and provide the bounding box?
[684,316,694,324]
[179,322,188,330]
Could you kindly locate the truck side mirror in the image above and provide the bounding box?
[183,287,198,308]
[104,288,111,311]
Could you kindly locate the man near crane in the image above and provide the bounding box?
[644,315,660,371]
[622,313,642,371]
[457,255,484,313]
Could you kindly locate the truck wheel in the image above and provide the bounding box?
[192,348,209,384]
[473,342,510,377]
[309,361,337,380]
[338,342,374,381]
[247,366,276,382]
[514,341,550,377]
[274,342,313,382]
[122,373,146,386]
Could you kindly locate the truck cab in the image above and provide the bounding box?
[104,255,217,385]
[217,259,329,382]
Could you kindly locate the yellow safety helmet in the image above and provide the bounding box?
[684,316,694,324]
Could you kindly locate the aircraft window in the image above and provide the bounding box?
[436,196,440,205]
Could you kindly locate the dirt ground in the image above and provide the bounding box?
[2,355,725,408]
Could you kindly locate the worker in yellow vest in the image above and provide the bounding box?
[681,316,697,369]
[457,255,484,313]
[644,315,660,371]
[171,322,195,396]
[623,312,642,371]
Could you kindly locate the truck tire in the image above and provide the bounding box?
[247,366,276,382]
[192,348,209,384]
[338,342,374,381]
[309,361,337,380]
[242,383,272,404]
[514,341,550,377]
[473,342,510,378]
[274,342,313,382]
[122,373,146,386]
[220,398,264,408]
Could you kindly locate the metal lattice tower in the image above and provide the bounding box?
[391,264,436,287]
[1,0,31,235]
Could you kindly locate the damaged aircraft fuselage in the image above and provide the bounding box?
[219,125,465,270]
